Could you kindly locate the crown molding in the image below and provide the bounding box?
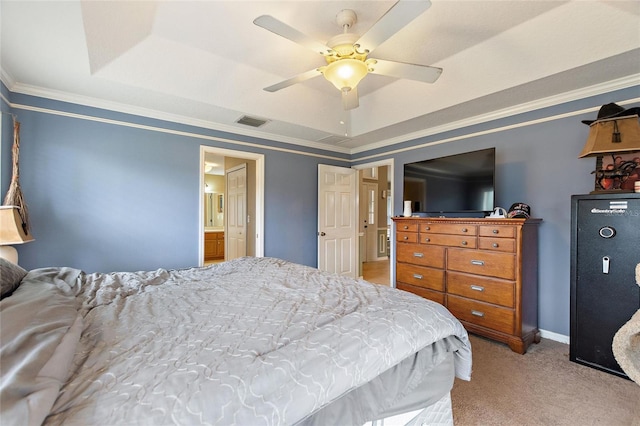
[351,74,640,155]
[2,69,638,158]
[2,79,352,155]
[0,68,16,91]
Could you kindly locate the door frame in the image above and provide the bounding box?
[199,146,264,265]
[360,180,379,262]
[353,158,395,287]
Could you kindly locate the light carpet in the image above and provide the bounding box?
[451,335,640,425]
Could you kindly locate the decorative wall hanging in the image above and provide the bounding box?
[3,116,31,229]
[1,115,34,264]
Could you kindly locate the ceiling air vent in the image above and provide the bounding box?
[236,115,269,128]
[317,135,351,145]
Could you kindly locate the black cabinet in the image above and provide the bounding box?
[570,193,640,379]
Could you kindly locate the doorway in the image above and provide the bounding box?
[360,180,379,262]
[355,160,394,287]
[199,146,264,266]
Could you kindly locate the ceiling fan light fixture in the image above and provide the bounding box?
[321,59,368,92]
[254,3,442,110]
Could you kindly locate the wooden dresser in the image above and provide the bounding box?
[393,217,541,354]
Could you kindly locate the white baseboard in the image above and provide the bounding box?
[540,329,570,344]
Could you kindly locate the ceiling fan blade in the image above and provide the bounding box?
[342,88,359,110]
[369,58,442,84]
[264,68,322,92]
[254,15,332,56]
[356,0,432,53]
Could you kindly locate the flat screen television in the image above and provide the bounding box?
[403,148,495,217]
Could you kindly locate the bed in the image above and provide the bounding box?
[0,256,472,425]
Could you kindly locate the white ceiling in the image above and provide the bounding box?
[2,1,639,154]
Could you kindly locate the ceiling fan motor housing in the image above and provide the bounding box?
[326,33,366,60]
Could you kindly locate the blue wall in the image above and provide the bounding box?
[1,89,349,272]
[2,82,639,338]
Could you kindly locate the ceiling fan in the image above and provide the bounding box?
[253,0,442,110]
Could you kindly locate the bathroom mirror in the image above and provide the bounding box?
[204,193,224,228]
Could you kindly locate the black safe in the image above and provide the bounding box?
[570,193,640,379]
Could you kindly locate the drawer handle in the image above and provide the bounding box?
[424,238,431,242]
[461,240,467,246]
[403,236,409,240]
[471,260,485,266]
[492,229,499,234]
[413,274,423,280]
[492,243,499,248]
[403,225,409,230]
[470,285,485,292]
[413,252,424,258]
[425,226,430,230]
[471,310,485,317]
[461,228,468,233]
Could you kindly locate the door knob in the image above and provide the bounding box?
[318,232,326,236]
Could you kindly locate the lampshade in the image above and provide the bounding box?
[321,59,369,92]
[0,206,34,245]
[578,115,640,158]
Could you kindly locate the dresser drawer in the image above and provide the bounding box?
[447,271,515,308]
[478,237,515,253]
[397,243,445,268]
[397,232,418,243]
[420,223,477,236]
[479,225,516,238]
[397,222,418,233]
[397,264,445,291]
[447,295,515,335]
[421,233,477,248]
[447,248,516,280]
[397,283,445,305]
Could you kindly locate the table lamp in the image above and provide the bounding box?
[0,206,33,264]
[578,114,640,192]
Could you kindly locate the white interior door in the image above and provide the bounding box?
[226,164,247,260]
[318,164,357,277]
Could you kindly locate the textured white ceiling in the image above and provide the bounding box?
[2,1,639,153]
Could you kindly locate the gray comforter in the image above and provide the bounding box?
[1,257,471,425]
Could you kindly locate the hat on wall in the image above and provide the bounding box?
[581,103,640,125]
[507,202,530,219]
